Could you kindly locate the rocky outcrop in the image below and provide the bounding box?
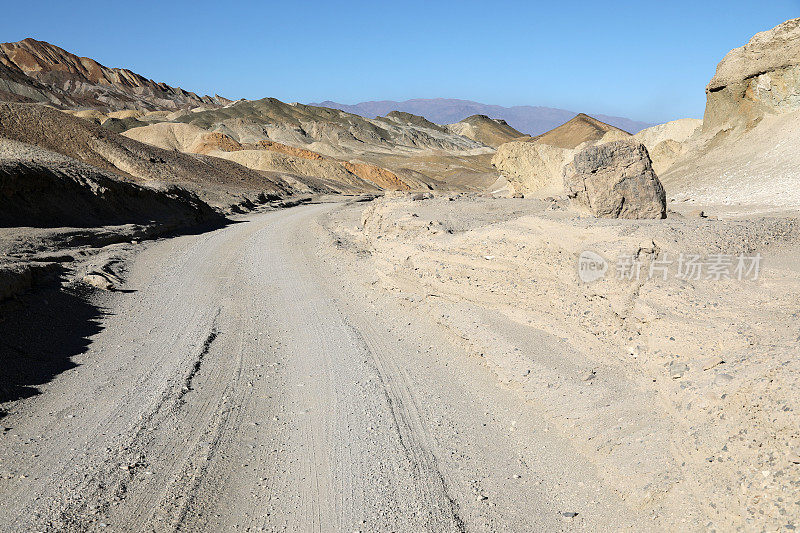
[563,140,666,219]
[633,118,702,174]
[0,262,60,302]
[657,18,800,208]
[0,38,229,111]
[490,141,572,197]
[704,18,800,131]
[490,114,635,197]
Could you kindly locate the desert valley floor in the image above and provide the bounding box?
[2,16,800,533]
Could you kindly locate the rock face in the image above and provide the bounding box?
[633,118,702,174]
[563,140,666,219]
[0,38,228,111]
[490,114,634,198]
[658,18,800,208]
[491,141,572,197]
[704,18,800,131]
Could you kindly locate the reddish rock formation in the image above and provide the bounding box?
[0,38,229,111]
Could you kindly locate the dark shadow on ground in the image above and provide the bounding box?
[0,270,107,419]
[0,210,264,419]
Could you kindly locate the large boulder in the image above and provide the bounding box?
[491,141,573,197]
[563,140,666,219]
[704,18,800,132]
[490,113,636,198]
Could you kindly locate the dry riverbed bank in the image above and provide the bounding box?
[319,193,800,531]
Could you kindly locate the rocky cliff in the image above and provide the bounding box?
[661,18,800,208]
[704,18,800,131]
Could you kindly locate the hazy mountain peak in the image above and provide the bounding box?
[310,98,653,136]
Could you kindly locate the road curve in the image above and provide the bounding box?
[0,204,639,532]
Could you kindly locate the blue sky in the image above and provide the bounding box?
[2,0,799,123]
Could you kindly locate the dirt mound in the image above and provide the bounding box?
[215,149,380,193]
[195,132,244,154]
[101,117,148,134]
[491,114,633,197]
[0,38,230,111]
[0,138,218,228]
[67,109,107,124]
[447,114,528,148]
[633,118,702,149]
[339,160,410,190]
[0,103,292,210]
[531,113,631,149]
[379,111,447,132]
[345,194,800,530]
[122,122,209,152]
[662,110,800,208]
[107,110,145,120]
[251,139,324,160]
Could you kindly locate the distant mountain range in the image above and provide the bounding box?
[310,98,654,136]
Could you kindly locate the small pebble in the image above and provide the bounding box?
[670,362,689,379]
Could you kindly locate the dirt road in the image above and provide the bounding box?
[1,204,656,532]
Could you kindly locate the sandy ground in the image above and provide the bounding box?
[1,198,798,531]
[0,203,646,532]
[322,195,800,531]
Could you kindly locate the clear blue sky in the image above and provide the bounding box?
[2,0,799,123]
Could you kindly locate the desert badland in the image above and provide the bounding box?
[1,13,800,533]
